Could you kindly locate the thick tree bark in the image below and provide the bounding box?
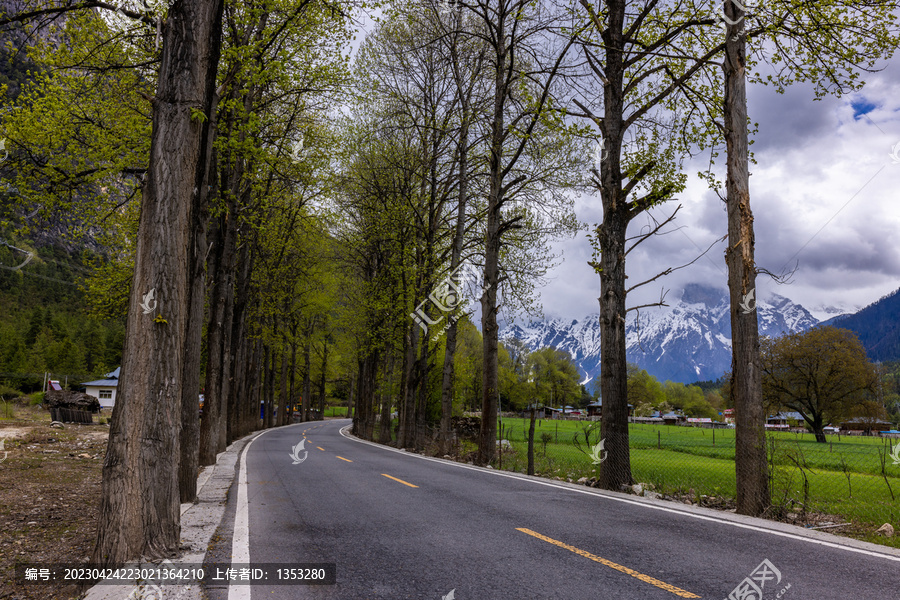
[439,109,469,453]
[355,353,378,439]
[198,206,237,465]
[596,0,633,492]
[217,247,235,450]
[178,189,207,504]
[246,338,262,436]
[724,0,769,517]
[92,0,224,566]
[478,7,507,467]
[228,241,251,439]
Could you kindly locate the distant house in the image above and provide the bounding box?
[660,411,686,425]
[766,412,804,430]
[840,417,892,434]
[586,401,634,419]
[82,367,120,409]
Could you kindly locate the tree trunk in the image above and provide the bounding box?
[198,205,237,465]
[318,339,329,421]
[415,338,429,451]
[266,342,276,428]
[356,353,378,439]
[226,251,249,444]
[178,180,208,504]
[302,329,312,422]
[398,324,418,448]
[527,405,536,475]
[596,0,633,492]
[288,338,297,423]
[347,373,355,421]
[247,338,262,435]
[227,325,243,444]
[351,359,363,435]
[439,107,469,454]
[724,0,769,517]
[217,244,235,451]
[478,10,507,466]
[279,342,289,426]
[379,355,392,443]
[92,0,224,566]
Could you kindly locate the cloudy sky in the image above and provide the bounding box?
[537,58,900,323]
[351,8,900,325]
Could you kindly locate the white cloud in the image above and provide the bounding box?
[535,61,900,321]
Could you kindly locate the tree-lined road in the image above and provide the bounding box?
[209,419,900,599]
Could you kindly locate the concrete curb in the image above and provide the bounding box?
[340,425,900,562]
[82,430,264,600]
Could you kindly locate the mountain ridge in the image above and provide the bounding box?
[502,283,821,384]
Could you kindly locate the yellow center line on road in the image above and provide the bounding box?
[336,456,353,462]
[317,446,325,451]
[381,474,419,488]
[516,528,700,598]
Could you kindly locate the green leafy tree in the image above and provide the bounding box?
[761,327,880,443]
[627,364,664,416]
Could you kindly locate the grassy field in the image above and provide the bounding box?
[492,418,900,544]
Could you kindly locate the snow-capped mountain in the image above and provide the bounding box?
[807,301,861,323]
[501,283,820,385]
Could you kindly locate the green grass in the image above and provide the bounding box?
[324,406,349,418]
[494,418,900,536]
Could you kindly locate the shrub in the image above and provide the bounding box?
[0,384,23,401]
[28,391,45,406]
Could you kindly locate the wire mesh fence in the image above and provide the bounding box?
[475,415,900,543]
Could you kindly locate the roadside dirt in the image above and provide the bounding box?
[0,405,107,600]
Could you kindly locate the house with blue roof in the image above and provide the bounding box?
[81,367,120,409]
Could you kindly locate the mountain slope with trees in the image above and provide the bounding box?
[824,287,900,362]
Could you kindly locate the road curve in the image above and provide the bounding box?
[204,418,900,600]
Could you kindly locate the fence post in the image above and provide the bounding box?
[657,430,661,450]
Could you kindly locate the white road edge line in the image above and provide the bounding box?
[338,423,900,564]
[228,427,288,600]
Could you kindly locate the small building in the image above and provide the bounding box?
[723,408,735,425]
[585,401,633,419]
[767,411,804,428]
[840,417,893,434]
[661,411,685,425]
[82,367,120,409]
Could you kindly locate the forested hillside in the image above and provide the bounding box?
[0,8,123,394]
[0,242,125,392]
[826,288,900,362]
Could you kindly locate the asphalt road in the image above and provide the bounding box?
[203,418,900,599]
